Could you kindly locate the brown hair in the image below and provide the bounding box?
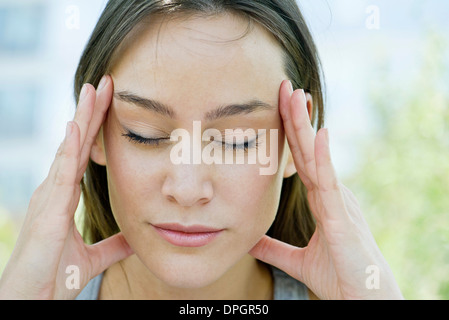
[75,0,324,248]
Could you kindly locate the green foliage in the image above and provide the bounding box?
[0,208,19,274]
[345,32,449,299]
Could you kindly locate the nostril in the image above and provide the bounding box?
[161,171,214,207]
[197,196,211,206]
[166,195,176,203]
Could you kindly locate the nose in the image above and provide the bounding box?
[161,163,214,207]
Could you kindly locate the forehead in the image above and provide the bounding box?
[110,12,286,115]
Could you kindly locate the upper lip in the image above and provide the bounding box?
[151,223,223,233]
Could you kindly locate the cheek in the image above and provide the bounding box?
[223,135,287,243]
[102,121,166,230]
[218,164,284,241]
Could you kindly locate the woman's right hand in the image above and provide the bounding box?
[0,75,133,300]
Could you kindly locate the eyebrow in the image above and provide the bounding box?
[114,91,275,121]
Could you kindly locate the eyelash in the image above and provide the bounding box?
[121,131,169,146]
[122,130,259,151]
[222,138,259,152]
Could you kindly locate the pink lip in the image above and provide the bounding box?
[151,223,223,247]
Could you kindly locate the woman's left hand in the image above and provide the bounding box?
[249,80,404,300]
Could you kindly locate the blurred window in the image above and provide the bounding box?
[0,85,37,137]
[0,4,45,54]
[0,169,34,213]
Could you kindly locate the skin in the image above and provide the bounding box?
[0,12,403,300]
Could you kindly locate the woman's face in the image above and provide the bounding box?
[97,12,291,288]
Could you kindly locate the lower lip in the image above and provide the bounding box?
[152,226,222,248]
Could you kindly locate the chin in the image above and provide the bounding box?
[142,251,233,289]
[126,227,262,291]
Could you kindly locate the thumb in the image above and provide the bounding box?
[249,235,305,282]
[86,233,133,277]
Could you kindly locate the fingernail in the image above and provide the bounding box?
[66,121,73,138]
[97,75,108,91]
[79,84,89,102]
[287,80,294,95]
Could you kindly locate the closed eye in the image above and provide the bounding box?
[122,129,260,151]
[121,130,170,146]
[220,137,259,152]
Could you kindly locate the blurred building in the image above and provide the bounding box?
[0,0,48,215]
[0,0,105,216]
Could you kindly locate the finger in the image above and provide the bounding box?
[47,122,80,186]
[46,86,93,186]
[73,84,96,152]
[290,89,318,187]
[77,75,113,179]
[249,235,305,282]
[32,122,78,221]
[279,81,313,188]
[86,232,133,278]
[315,128,349,222]
[279,81,301,168]
[44,122,81,220]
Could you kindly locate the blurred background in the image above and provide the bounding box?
[0,0,448,299]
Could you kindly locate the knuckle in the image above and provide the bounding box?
[29,187,43,206]
[54,170,69,187]
[55,141,65,158]
[320,178,341,193]
[29,178,50,204]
